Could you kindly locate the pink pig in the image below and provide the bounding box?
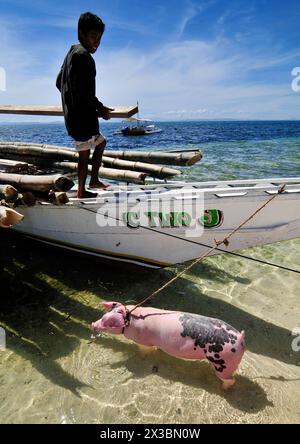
[91,302,245,389]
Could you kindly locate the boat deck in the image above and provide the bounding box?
[64,177,300,205]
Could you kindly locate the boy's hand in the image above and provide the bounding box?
[102,106,114,120]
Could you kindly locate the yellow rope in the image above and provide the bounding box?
[128,183,286,315]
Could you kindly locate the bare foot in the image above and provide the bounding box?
[77,190,97,199]
[89,180,110,190]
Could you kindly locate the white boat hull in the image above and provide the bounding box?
[12,177,300,269]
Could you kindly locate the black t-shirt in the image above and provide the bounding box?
[56,44,104,139]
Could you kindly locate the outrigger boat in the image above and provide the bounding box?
[116,118,163,136]
[11,177,300,269]
[0,105,299,269]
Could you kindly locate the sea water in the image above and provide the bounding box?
[0,120,299,423]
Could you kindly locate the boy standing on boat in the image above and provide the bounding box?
[56,12,113,198]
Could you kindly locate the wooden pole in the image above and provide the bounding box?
[0,205,24,228]
[51,162,148,184]
[48,191,69,206]
[0,142,202,167]
[0,159,36,173]
[18,192,37,207]
[0,172,74,192]
[0,104,139,118]
[101,156,182,178]
[0,184,19,202]
[98,149,203,166]
[0,143,78,162]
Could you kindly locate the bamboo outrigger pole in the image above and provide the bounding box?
[98,149,203,166]
[0,143,79,161]
[0,205,24,228]
[0,172,74,192]
[0,144,182,179]
[50,162,148,185]
[0,142,202,168]
[0,184,18,202]
[101,156,182,179]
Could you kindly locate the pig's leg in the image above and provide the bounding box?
[222,378,236,390]
[205,351,236,389]
[137,344,157,357]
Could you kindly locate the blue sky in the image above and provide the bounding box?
[0,0,300,120]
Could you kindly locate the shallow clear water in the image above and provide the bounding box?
[0,121,300,424]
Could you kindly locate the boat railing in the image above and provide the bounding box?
[104,177,300,192]
[67,177,300,204]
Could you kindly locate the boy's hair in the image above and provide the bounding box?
[78,12,105,40]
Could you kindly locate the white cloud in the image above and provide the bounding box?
[97,38,300,120]
[177,0,216,39]
[0,12,299,122]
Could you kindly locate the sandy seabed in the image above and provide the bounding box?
[0,231,299,424]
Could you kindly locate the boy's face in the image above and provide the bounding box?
[80,30,103,53]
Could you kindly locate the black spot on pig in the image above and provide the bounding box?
[207,356,227,373]
[179,313,240,357]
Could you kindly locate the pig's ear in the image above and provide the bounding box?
[102,302,121,311]
[101,311,125,330]
[110,312,126,329]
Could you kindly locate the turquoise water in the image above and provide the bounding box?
[0,121,300,424]
[0,120,299,181]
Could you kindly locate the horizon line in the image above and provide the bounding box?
[1,118,300,124]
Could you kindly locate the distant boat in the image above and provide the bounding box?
[116,118,162,136]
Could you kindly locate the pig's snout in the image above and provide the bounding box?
[90,319,103,332]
